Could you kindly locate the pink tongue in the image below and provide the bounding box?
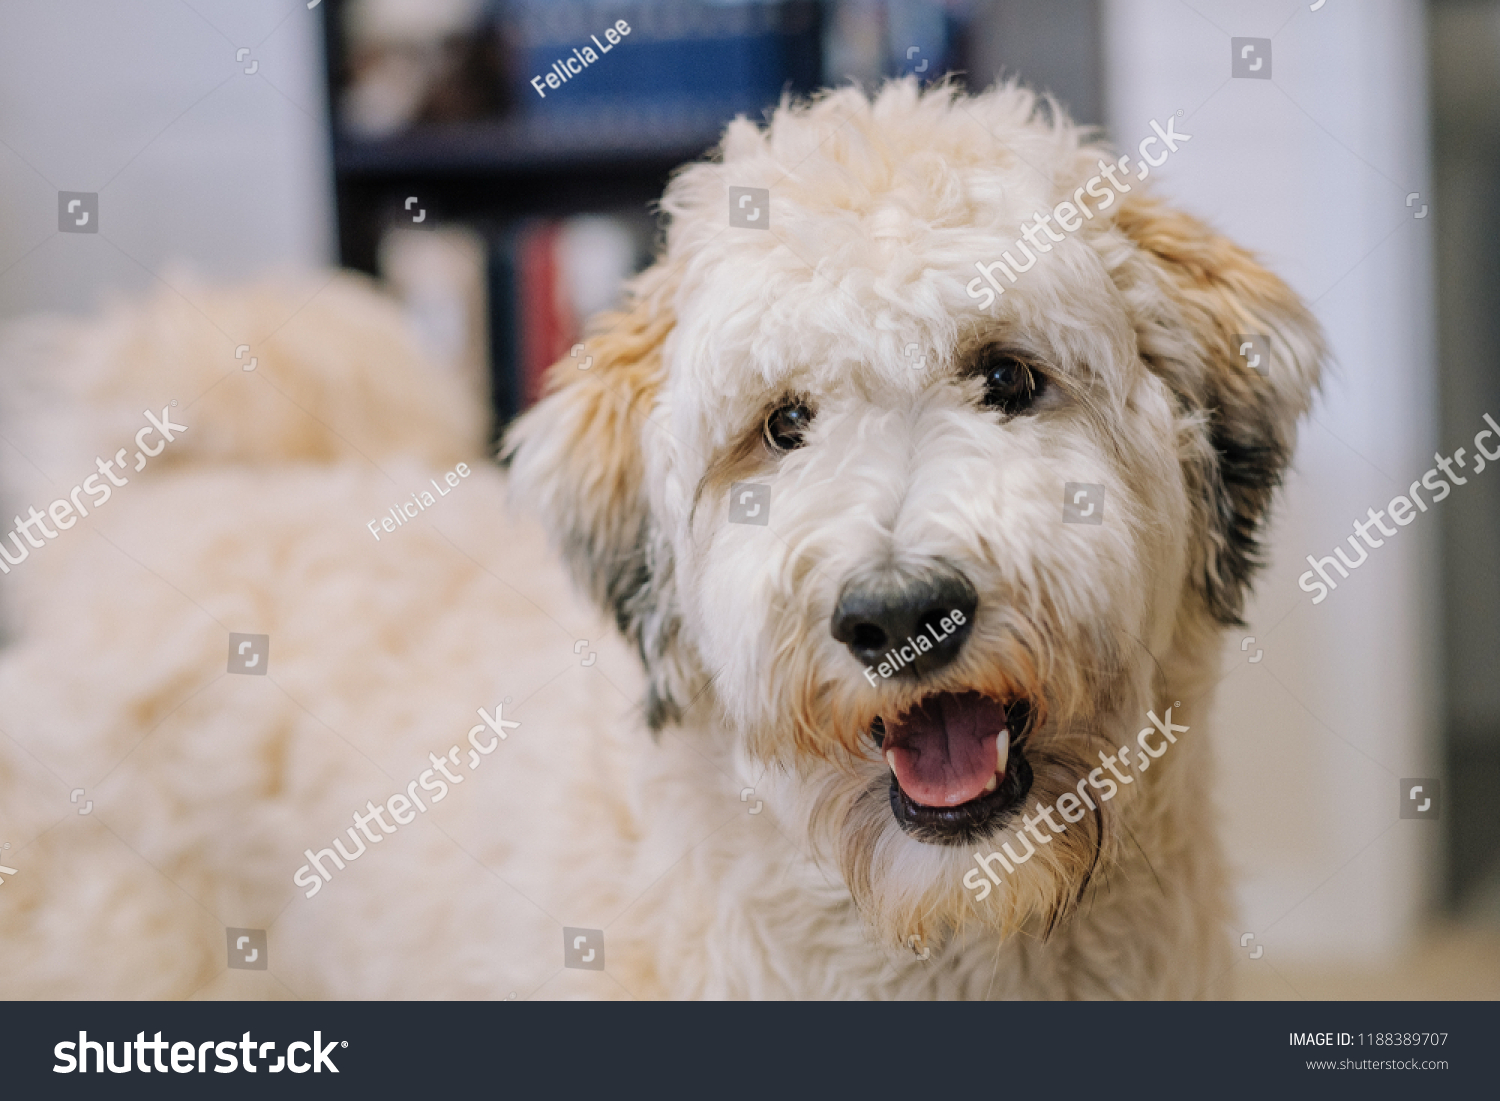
[885,692,1008,808]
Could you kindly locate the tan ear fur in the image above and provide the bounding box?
[503,259,685,726]
[1110,194,1325,624]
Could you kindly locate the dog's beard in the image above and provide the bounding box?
[800,713,1135,953]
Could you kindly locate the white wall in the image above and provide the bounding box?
[0,0,334,320]
[1104,0,1438,964]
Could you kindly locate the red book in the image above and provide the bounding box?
[517,221,577,411]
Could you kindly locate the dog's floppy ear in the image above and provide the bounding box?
[503,258,686,728]
[1110,194,1324,625]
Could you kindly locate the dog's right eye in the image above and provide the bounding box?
[764,402,814,452]
[976,350,1045,415]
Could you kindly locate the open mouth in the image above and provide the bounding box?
[874,691,1034,845]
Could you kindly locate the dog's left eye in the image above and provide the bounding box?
[977,351,1045,415]
[764,402,814,452]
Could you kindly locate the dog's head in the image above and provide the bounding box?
[506,80,1321,948]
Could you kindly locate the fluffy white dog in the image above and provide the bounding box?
[0,80,1320,1000]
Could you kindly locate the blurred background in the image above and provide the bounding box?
[0,0,1496,997]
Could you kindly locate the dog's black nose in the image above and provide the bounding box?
[831,566,977,679]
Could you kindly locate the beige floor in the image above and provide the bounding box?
[191,925,1500,1000]
[1236,921,1500,1000]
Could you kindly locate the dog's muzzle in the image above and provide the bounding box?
[831,565,1030,843]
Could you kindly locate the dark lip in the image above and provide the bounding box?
[876,697,1036,846]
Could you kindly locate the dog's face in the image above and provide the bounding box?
[508,81,1321,948]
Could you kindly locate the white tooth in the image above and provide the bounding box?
[996,729,1009,776]
[886,750,898,773]
[982,774,998,794]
